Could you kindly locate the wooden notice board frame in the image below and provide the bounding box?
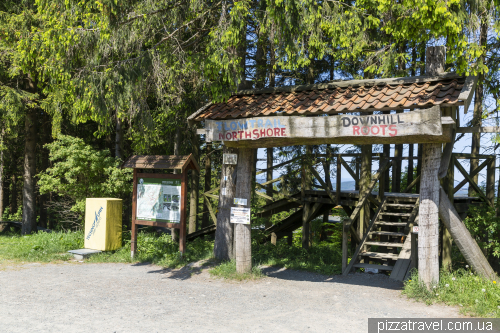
[124,154,200,257]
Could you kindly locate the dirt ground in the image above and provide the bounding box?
[0,261,461,332]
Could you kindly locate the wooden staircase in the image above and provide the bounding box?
[343,195,419,280]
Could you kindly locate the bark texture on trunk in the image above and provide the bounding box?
[188,134,199,233]
[22,109,37,235]
[39,115,51,228]
[301,146,312,249]
[0,128,4,219]
[214,146,238,261]
[201,142,212,228]
[234,148,254,273]
[359,144,372,249]
[115,117,123,160]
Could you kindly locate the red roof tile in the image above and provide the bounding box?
[189,74,473,122]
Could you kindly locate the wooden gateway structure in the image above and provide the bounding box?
[188,46,497,285]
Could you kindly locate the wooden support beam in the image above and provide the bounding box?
[439,187,497,280]
[342,219,349,273]
[302,147,312,249]
[336,156,341,205]
[202,195,217,224]
[453,157,492,206]
[453,159,489,193]
[452,153,493,159]
[339,156,359,183]
[234,148,254,273]
[403,175,420,193]
[456,127,500,133]
[418,142,441,288]
[486,158,496,207]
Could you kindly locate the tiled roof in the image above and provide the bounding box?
[189,73,475,122]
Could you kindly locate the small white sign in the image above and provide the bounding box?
[221,188,227,196]
[233,198,247,206]
[412,226,419,234]
[223,153,238,165]
[230,207,251,224]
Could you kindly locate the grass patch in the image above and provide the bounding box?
[0,229,213,269]
[209,260,263,281]
[0,230,83,262]
[252,226,343,276]
[403,268,500,318]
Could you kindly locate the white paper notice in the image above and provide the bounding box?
[230,207,251,224]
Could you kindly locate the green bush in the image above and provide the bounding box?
[464,204,500,259]
[37,135,133,226]
[403,268,500,318]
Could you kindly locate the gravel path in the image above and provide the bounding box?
[0,261,461,332]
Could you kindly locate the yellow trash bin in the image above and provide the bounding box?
[84,198,123,251]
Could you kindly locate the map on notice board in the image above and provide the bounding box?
[136,178,181,223]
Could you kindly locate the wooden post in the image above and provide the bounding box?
[355,157,360,191]
[180,171,188,253]
[266,148,274,228]
[359,144,372,252]
[234,148,255,273]
[131,169,138,258]
[417,45,445,288]
[416,144,423,193]
[214,146,238,261]
[418,143,441,287]
[342,219,348,273]
[441,155,454,270]
[486,157,496,207]
[393,127,403,193]
[301,146,312,249]
[188,134,199,233]
[439,187,497,280]
[336,155,341,205]
[408,144,414,188]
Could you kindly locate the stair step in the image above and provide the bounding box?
[380,212,411,217]
[385,204,414,208]
[360,252,399,260]
[365,241,404,248]
[374,221,408,227]
[369,231,406,237]
[353,263,394,271]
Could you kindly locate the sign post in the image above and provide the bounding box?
[124,155,200,258]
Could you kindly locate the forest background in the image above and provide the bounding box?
[1,0,500,249]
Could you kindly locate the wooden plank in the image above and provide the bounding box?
[438,187,497,280]
[342,219,348,273]
[369,231,406,237]
[343,199,387,276]
[353,263,394,271]
[458,76,478,113]
[452,153,493,159]
[254,190,274,202]
[374,221,407,227]
[418,142,441,288]
[380,212,411,217]
[360,252,399,260]
[390,232,413,281]
[365,241,403,248]
[453,158,489,193]
[453,157,492,206]
[203,195,217,225]
[456,126,500,133]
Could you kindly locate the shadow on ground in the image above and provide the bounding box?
[261,266,404,290]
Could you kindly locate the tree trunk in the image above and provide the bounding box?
[393,112,403,193]
[234,148,254,273]
[359,143,372,254]
[11,173,17,216]
[408,144,414,189]
[188,133,199,234]
[172,127,181,241]
[22,109,37,234]
[0,128,4,219]
[265,147,273,228]
[214,146,238,261]
[201,142,212,228]
[301,146,312,249]
[39,114,51,228]
[115,117,123,160]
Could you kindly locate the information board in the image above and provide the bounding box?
[136,177,181,223]
[230,207,251,224]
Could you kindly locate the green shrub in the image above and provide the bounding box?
[403,268,500,318]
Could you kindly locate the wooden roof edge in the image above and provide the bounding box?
[457,76,478,114]
[232,72,463,96]
[122,154,200,172]
[187,102,213,126]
